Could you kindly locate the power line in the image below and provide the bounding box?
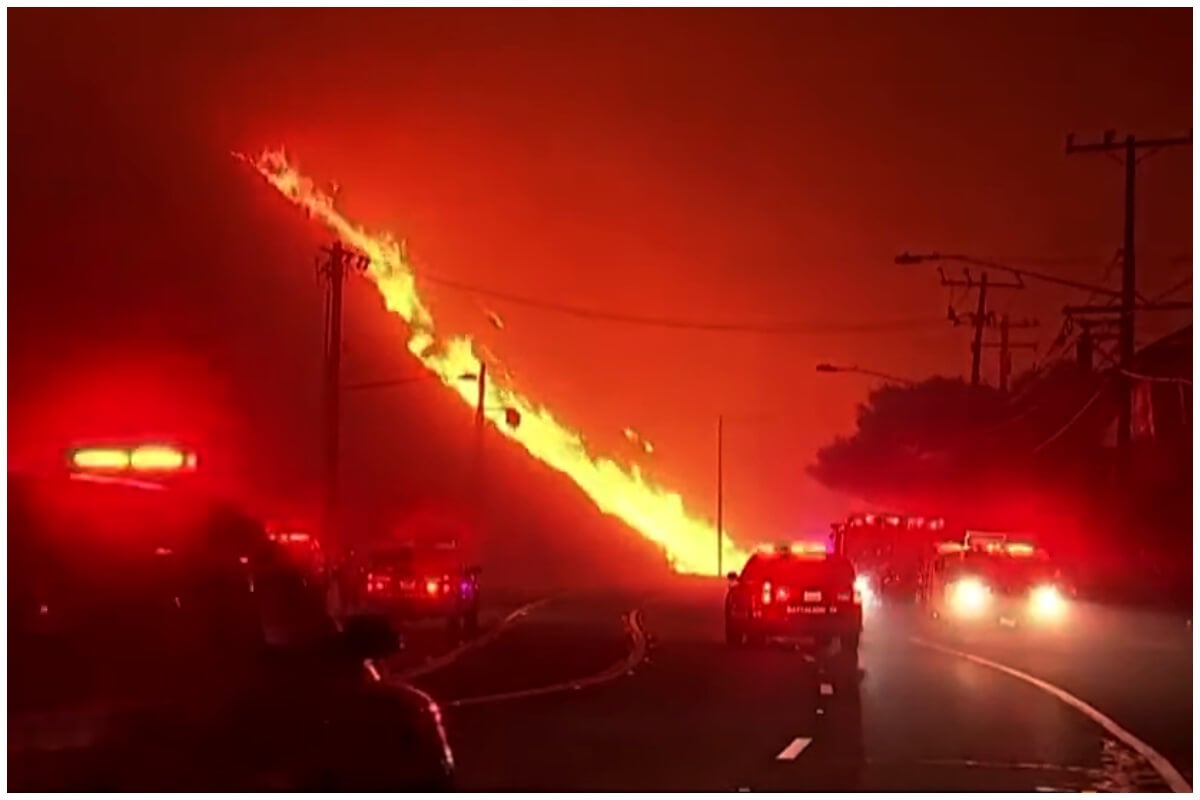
[1150,275,1192,303]
[417,271,944,335]
[1032,387,1106,454]
[1119,368,1192,386]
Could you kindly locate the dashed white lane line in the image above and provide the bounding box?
[912,636,1192,793]
[819,682,834,696]
[776,737,813,761]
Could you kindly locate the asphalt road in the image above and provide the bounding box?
[382,580,1192,792]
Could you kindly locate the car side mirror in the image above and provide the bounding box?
[339,613,401,660]
[726,571,738,583]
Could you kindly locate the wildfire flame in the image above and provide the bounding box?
[242,149,746,575]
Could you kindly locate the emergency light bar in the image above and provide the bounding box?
[70,444,197,474]
[756,542,828,556]
[845,513,946,530]
[268,531,312,544]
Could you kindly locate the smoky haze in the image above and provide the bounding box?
[8,9,1192,581]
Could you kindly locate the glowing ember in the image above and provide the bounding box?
[240,149,746,575]
[623,427,655,455]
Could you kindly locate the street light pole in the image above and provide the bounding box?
[716,414,724,578]
[473,362,487,514]
[343,371,478,392]
[814,363,915,386]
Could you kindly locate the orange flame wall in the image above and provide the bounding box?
[243,149,747,575]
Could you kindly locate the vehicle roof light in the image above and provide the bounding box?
[1006,542,1036,556]
[71,447,130,470]
[268,531,312,543]
[70,443,196,474]
[130,444,190,472]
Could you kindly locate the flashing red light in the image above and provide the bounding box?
[425,579,441,596]
[1006,542,1036,557]
[268,531,312,544]
[761,581,773,605]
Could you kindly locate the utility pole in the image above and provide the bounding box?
[473,361,487,515]
[938,268,1023,389]
[318,240,368,546]
[1065,130,1191,469]
[716,414,724,577]
[969,272,989,388]
[981,315,1038,393]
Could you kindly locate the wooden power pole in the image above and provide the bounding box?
[1065,130,1191,471]
[318,240,368,545]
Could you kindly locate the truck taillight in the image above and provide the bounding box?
[761,581,773,605]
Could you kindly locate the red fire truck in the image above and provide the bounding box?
[831,513,948,605]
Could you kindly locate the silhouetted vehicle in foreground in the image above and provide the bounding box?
[725,544,863,652]
[10,455,454,791]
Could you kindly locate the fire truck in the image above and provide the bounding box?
[831,513,948,605]
[918,531,1072,627]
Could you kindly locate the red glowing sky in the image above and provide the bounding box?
[9,9,1191,543]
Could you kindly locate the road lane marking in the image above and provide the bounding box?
[776,737,813,761]
[819,682,834,696]
[447,609,648,708]
[393,597,550,680]
[912,636,1192,793]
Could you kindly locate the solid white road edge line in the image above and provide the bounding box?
[911,636,1192,793]
[776,737,813,761]
[447,609,648,708]
[395,597,551,680]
